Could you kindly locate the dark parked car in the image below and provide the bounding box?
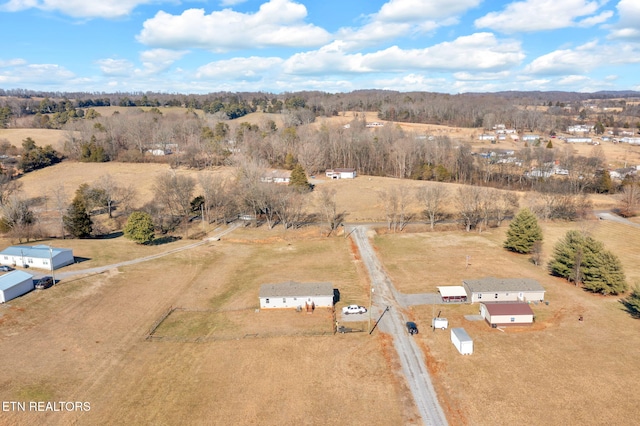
[406,321,419,335]
[0,265,14,272]
[35,276,54,290]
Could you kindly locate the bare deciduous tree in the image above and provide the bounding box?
[416,184,448,230]
[456,186,484,232]
[317,186,345,236]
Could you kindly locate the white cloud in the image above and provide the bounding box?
[524,40,640,75]
[337,0,478,49]
[140,49,188,74]
[373,73,448,92]
[608,0,640,40]
[0,0,155,19]
[285,33,524,75]
[578,10,613,27]
[453,71,511,81]
[195,56,283,80]
[0,58,27,68]
[137,0,331,51]
[475,0,610,33]
[376,0,481,22]
[557,74,590,85]
[219,0,247,5]
[96,58,135,76]
[0,62,75,86]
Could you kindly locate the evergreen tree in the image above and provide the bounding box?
[63,197,92,238]
[289,163,310,191]
[548,230,627,295]
[622,285,640,318]
[595,170,613,194]
[504,208,543,254]
[124,211,155,244]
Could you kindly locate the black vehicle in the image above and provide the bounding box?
[406,321,419,335]
[35,276,54,290]
[0,265,14,272]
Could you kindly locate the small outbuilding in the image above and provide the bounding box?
[325,168,357,179]
[463,277,545,303]
[480,302,534,327]
[437,286,468,303]
[0,245,74,270]
[451,327,473,355]
[259,281,334,309]
[0,270,34,303]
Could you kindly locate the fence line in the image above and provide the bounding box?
[146,306,175,339]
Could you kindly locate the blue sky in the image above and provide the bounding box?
[0,0,639,94]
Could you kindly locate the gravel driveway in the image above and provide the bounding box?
[351,226,448,426]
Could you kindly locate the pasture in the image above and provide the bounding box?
[1,114,640,424]
[374,219,640,425]
[0,229,419,425]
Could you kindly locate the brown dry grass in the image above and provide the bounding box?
[0,128,69,152]
[0,229,420,425]
[373,219,640,425]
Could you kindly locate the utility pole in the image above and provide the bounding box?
[369,306,390,335]
[48,246,56,285]
[368,287,374,333]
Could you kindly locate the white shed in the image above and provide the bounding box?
[259,281,334,309]
[451,327,473,355]
[0,270,34,303]
[480,302,534,327]
[0,245,74,270]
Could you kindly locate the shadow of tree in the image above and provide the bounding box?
[619,298,640,319]
[151,235,182,246]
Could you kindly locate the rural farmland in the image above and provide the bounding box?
[1,92,640,425]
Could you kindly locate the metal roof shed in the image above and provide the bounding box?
[0,270,34,303]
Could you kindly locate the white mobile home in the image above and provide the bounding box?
[480,302,534,327]
[0,270,34,303]
[463,277,545,303]
[259,281,334,309]
[0,245,74,270]
[451,327,473,355]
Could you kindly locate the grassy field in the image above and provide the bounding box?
[0,228,420,425]
[373,219,640,425]
[2,114,640,424]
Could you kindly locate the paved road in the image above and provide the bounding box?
[351,226,448,426]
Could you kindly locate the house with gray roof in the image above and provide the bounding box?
[463,277,545,303]
[259,281,334,309]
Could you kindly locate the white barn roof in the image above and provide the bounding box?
[0,270,34,291]
[437,286,467,298]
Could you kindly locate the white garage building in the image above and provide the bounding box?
[259,281,334,309]
[0,270,34,303]
[480,302,534,327]
[0,245,74,270]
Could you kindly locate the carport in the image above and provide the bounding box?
[437,286,468,303]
